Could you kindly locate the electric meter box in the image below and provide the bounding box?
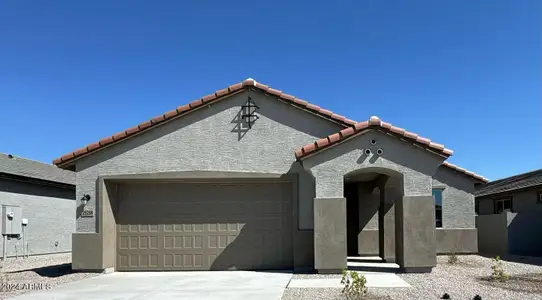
[2,205,22,235]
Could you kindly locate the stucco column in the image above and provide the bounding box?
[313,176,347,273]
[395,195,436,272]
[379,183,398,263]
[314,197,347,273]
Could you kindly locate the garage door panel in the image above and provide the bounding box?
[116,181,293,271]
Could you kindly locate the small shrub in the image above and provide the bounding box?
[473,295,482,300]
[441,293,451,299]
[490,256,510,282]
[448,252,459,265]
[341,269,368,299]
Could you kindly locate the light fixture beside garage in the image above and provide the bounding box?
[241,96,260,129]
[81,194,91,206]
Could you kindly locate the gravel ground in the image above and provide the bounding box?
[282,255,542,300]
[0,253,99,299]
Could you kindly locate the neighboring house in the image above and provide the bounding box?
[53,78,487,274]
[475,169,542,257]
[0,153,75,258]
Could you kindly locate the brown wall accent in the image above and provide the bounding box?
[435,228,478,254]
[358,230,379,255]
[99,179,118,270]
[72,233,102,270]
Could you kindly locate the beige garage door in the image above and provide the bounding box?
[116,180,293,271]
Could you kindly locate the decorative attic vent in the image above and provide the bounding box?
[241,96,260,128]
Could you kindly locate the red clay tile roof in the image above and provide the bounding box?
[442,161,489,183]
[52,78,357,167]
[295,116,454,159]
[52,79,487,183]
[295,116,488,183]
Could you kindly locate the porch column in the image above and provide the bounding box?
[379,179,398,263]
[314,176,347,274]
[395,195,437,272]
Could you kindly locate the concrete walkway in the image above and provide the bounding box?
[8,271,293,300]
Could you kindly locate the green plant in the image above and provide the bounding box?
[490,256,510,282]
[448,252,459,265]
[341,269,368,299]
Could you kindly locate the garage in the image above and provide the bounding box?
[116,180,294,271]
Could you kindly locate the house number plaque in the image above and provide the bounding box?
[81,210,94,218]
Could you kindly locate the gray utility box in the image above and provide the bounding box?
[2,205,22,236]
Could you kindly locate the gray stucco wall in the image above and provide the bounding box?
[507,208,542,256]
[476,188,542,256]
[509,189,542,212]
[74,90,341,233]
[0,178,75,257]
[478,188,541,215]
[432,166,476,228]
[359,184,379,230]
[476,213,509,256]
[303,129,445,198]
[476,187,542,215]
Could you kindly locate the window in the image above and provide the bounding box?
[537,191,542,204]
[494,197,512,214]
[432,189,443,227]
[475,200,480,215]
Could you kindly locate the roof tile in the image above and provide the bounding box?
[164,109,179,119]
[328,133,341,143]
[126,126,140,135]
[189,99,203,108]
[293,98,308,106]
[138,120,152,130]
[177,104,190,113]
[255,83,269,90]
[318,109,333,117]
[443,161,488,183]
[316,138,329,148]
[295,116,454,160]
[87,142,101,151]
[228,83,243,92]
[215,88,230,97]
[281,93,296,102]
[73,147,88,157]
[112,132,126,141]
[242,79,256,86]
[53,79,483,183]
[202,93,217,103]
[266,88,282,96]
[151,115,165,124]
[305,103,320,111]
[99,136,114,146]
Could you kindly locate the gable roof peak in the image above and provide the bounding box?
[295,115,454,159]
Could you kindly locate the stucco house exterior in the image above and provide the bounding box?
[475,169,542,257]
[53,78,488,274]
[0,153,75,258]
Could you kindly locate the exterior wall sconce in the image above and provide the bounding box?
[81,194,91,206]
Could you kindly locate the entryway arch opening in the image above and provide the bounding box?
[344,167,404,271]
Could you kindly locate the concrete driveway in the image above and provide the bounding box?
[8,271,293,300]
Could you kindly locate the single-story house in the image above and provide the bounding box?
[0,153,75,258]
[53,78,488,274]
[475,169,542,257]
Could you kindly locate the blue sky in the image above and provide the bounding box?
[1,1,540,181]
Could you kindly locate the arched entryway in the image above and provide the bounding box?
[344,168,404,267]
